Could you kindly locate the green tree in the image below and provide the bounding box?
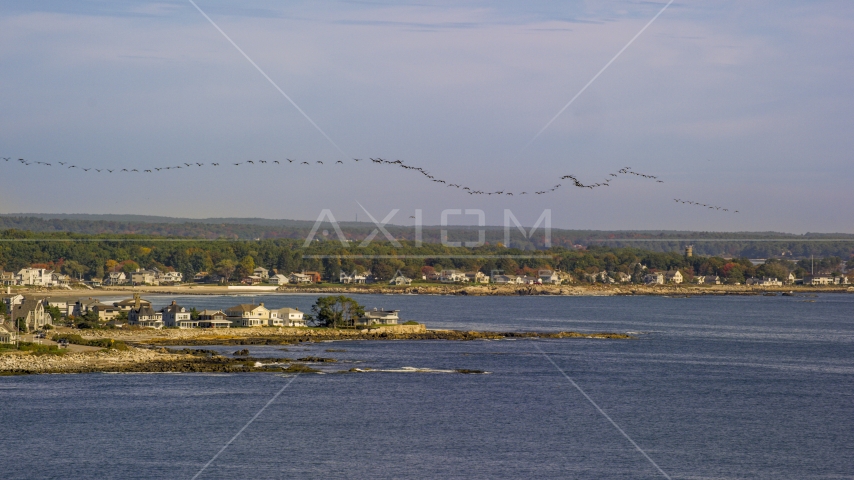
[215,259,237,282]
[45,305,62,323]
[310,296,365,328]
[237,255,256,279]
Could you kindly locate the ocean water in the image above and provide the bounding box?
[2,294,853,479]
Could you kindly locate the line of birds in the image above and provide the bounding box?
[674,198,738,213]
[3,155,666,197]
[5,154,739,212]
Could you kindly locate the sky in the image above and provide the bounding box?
[0,0,852,232]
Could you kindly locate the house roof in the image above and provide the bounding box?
[13,299,42,316]
[114,298,152,307]
[277,308,302,314]
[225,304,267,313]
[134,305,159,317]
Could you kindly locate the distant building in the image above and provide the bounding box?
[803,275,833,286]
[162,301,194,328]
[104,272,128,286]
[253,267,270,280]
[357,308,399,326]
[465,271,490,283]
[289,273,313,284]
[389,273,412,286]
[160,271,183,284]
[11,299,52,332]
[340,271,370,284]
[272,308,305,327]
[224,303,270,327]
[538,270,560,284]
[16,268,54,287]
[197,309,231,328]
[130,269,158,285]
[269,274,290,285]
[113,296,152,312]
[665,271,683,284]
[643,273,664,285]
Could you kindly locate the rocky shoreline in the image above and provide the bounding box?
[0,325,630,375]
[17,284,854,298]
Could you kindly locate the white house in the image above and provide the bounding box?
[643,273,664,285]
[289,273,313,284]
[389,273,412,286]
[538,270,561,284]
[130,269,158,285]
[224,303,271,327]
[268,274,290,285]
[272,307,305,327]
[160,271,183,284]
[439,270,467,283]
[340,270,371,284]
[803,275,834,286]
[104,272,128,286]
[665,271,684,284]
[253,267,270,280]
[465,271,490,283]
[16,268,55,287]
[162,301,195,328]
[492,274,523,284]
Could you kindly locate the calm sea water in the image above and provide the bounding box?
[2,293,853,479]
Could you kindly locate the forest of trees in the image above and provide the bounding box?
[2,215,854,257]
[1,229,851,285]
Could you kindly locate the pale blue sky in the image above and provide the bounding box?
[1,1,852,232]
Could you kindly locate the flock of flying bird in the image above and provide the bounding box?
[2,155,738,212]
[674,198,738,213]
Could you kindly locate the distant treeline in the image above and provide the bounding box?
[0,229,851,285]
[1,215,854,258]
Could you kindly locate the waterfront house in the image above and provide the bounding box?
[803,274,834,286]
[162,301,195,328]
[340,270,370,284]
[272,308,305,327]
[665,271,684,284]
[160,271,183,284]
[0,325,15,344]
[643,273,665,285]
[104,272,128,286]
[241,276,263,285]
[465,271,490,283]
[389,273,412,286]
[197,310,231,328]
[12,299,52,332]
[224,303,270,327]
[538,270,561,284]
[128,295,163,329]
[615,272,632,283]
[113,296,152,312]
[786,273,797,285]
[253,267,270,280]
[130,269,158,285]
[304,271,322,283]
[357,308,399,326]
[193,272,209,283]
[51,273,71,288]
[2,294,25,310]
[16,268,55,287]
[289,273,313,284]
[269,274,289,285]
[439,270,467,283]
[492,274,523,284]
[1,271,15,286]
